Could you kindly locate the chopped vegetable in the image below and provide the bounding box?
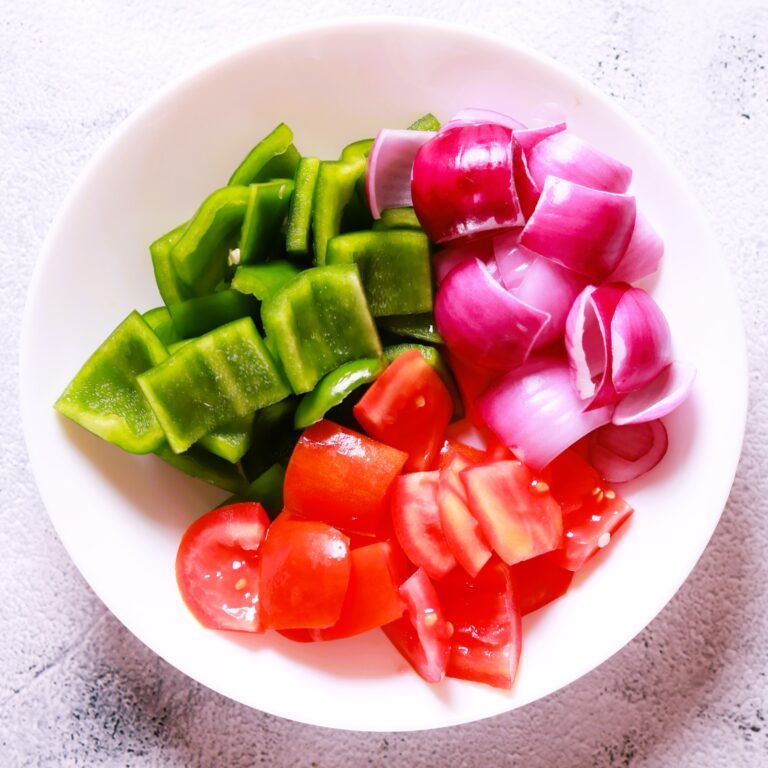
[168,290,257,339]
[285,156,321,258]
[231,261,301,300]
[239,180,294,264]
[228,123,298,186]
[587,420,669,484]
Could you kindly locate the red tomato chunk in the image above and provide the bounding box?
[511,552,574,616]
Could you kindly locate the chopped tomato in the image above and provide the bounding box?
[436,559,522,689]
[437,456,493,577]
[382,568,451,683]
[541,449,603,514]
[392,471,456,580]
[258,519,351,629]
[354,349,453,471]
[437,437,487,469]
[283,420,407,536]
[176,502,270,633]
[511,552,574,615]
[461,460,563,566]
[484,435,516,463]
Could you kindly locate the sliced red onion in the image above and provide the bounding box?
[432,234,496,286]
[607,210,664,283]
[512,140,541,220]
[613,362,695,425]
[495,240,587,347]
[444,107,527,130]
[477,355,614,470]
[434,257,550,371]
[587,420,668,483]
[411,124,525,243]
[513,122,567,155]
[365,129,436,219]
[520,176,636,280]
[528,132,632,193]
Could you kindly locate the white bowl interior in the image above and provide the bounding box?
[20,19,746,731]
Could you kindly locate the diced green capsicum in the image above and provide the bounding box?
[378,313,443,344]
[371,207,422,231]
[149,223,192,306]
[285,157,320,258]
[241,397,299,481]
[155,444,249,494]
[228,123,300,186]
[326,230,433,317]
[231,261,300,301]
[55,311,169,454]
[198,411,254,463]
[220,463,286,518]
[168,290,258,339]
[170,186,250,294]
[294,357,383,429]
[262,264,382,394]
[138,317,290,454]
[239,180,294,264]
[408,113,441,131]
[142,307,182,346]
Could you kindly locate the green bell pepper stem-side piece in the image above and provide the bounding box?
[378,313,443,344]
[371,207,423,232]
[55,311,169,454]
[326,230,433,317]
[285,157,320,258]
[138,317,290,454]
[149,222,192,306]
[228,123,297,186]
[294,357,383,429]
[168,290,258,339]
[408,113,441,131]
[170,185,250,293]
[382,343,464,421]
[198,411,254,464]
[261,264,382,394]
[142,306,182,346]
[241,397,298,481]
[312,157,366,265]
[155,444,249,495]
[239,180,294,264]
[231,261,300,301]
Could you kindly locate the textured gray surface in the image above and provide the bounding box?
[2,0,767,765]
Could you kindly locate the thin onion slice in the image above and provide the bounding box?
[528,132,632,193]
[588,420,668,483]
[434,257,550,371]
[513,122,567,155]
[608,210,664,283]
[512,140,541,220]
[520,176,636,280]
[613,362,695,425]
[477,355,614,470]
[366,129,436,219]
[433,234,497,286]
[444,107,527,130]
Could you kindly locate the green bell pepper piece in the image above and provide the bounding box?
[155,444,249,495]
[138,317,290,454]
[239,180,294,264]
[340,138,374,162]
[149,222,192,306]
[408,112,441,131]
[167,339,193,354]
[231,261,300,301]
[241,398,299,481]
[285,157,320,258]
[198,411,254,463]
[170,186,250,294]
[262,265,382,394]
[294,357,383,429]
[142,306,182,346]
[326,231,433,317]
[378,313,443,344]
[243,463,286,518]
[228,123,300,186]
[55,311,169,454]
[168,290,258,339]
[371,207,422,231]
[382,343,464,421]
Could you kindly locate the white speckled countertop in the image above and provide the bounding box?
[2,0,767,765]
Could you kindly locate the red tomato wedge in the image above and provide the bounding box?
[382,568,451,683]
[511,552,574,615]
[437,437,487,469]
[258,518,351,629]
[176,502,270,633]
[436,560,522,689]
[354,349,453,471]
[392,471,456,580]
[541,448,604,514]
[461,460,563,566]
[437,456,493,577]
[283,420,407,536]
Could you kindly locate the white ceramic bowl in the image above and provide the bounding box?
[20,18,746,731]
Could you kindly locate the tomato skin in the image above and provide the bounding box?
[511,551,574,615]
[258,519,351,629]
[283,420,407,536]
[436,559,522,689]
[461,460,563,566]
[541,449,603,514]
[354,349,453,471]
[438,437,487,469]
[392,471,456,580]
[382,568,451,683]
[176,502,270,633]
